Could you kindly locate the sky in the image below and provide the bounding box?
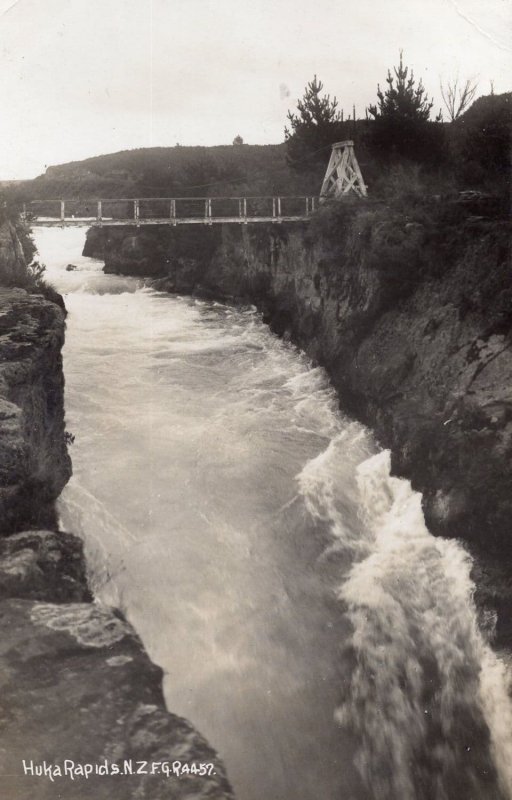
[0,0,510,179]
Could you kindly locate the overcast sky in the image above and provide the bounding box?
[0,0,510,179]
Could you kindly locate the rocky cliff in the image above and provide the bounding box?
[84,199,511,642]
[0,220,234,800]
[0,219,32,285]
[0,287,71,532]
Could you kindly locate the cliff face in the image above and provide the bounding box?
[84,204,511,636]
[0,220,31,285]
[0,221,234,799]
[0,287,71,532]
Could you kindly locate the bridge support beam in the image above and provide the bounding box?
[320,141,367,200]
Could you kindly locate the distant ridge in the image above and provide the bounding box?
[13,142,314,201]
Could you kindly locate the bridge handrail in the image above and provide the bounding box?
[26,195,319,204]
[23,195,321,226]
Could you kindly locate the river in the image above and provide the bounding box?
[34,226,512,800]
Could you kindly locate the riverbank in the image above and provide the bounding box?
[84,195,512,646]
[0,220,234,799]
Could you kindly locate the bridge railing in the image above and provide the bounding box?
[24,196,319,224]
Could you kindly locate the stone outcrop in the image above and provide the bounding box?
[84,201,511,641]
[0,527,234,799]
[0,529,90,602]
[0,221,234,799]
[0,598,233,800]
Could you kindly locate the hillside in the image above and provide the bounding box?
[10,143,318,202]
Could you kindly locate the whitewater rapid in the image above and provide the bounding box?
[35,226,512,800]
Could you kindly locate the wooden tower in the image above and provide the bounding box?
[320,140,367,199]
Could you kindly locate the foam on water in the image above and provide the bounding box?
[298,443,512,798]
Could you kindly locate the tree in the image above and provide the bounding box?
[232,135,244,145]
[285,75,344,171]
[440,77,478,121]
[367,52,444,163]
[368,51,438,123]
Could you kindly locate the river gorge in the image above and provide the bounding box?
[30,224,512,800]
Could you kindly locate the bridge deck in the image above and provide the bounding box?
[24,196,318,228]
[32,216,309,227]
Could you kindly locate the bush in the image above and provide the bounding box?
[371,162,458,204]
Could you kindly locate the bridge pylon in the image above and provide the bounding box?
[320,140,367,200]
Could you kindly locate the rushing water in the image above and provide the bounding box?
[34,227,512,800]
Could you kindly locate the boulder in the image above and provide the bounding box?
[0,529,90,603]
[0,599,234,799]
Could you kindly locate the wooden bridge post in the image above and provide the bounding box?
[60,201,65,222]
[243,198,247,224]
[272,197,276,218]
[277,197,282,223]
[134,199,140,225]
[170,199,176,226]
[97,201,102,222]
[205,198,212,225]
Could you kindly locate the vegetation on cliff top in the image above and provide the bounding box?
[286,54,510,197]
[4,52,510,207]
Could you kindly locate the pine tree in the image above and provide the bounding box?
[368,52,436,123]
[366,52,444,163]
[285,76,344,171]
